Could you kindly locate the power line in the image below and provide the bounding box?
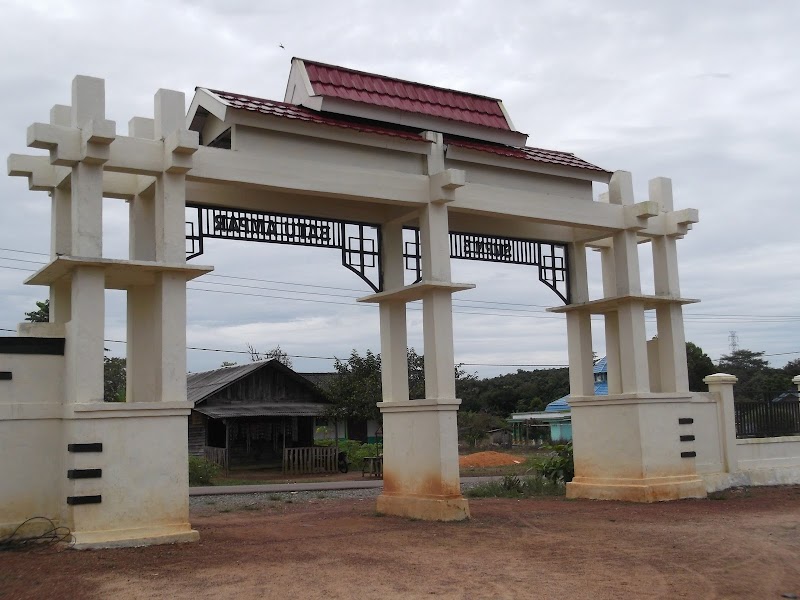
[0,328,569,368]
[1,246,800,321]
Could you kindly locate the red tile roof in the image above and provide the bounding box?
[206,89,428,142]
[201,89,607,175]
[446,138,609,174]
[302,59,513,131]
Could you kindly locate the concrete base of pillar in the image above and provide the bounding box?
[71,524,199,549]
[568,393,708,503]
[377,398,467,521]
[567,474,707,502]
[376,494,470,521]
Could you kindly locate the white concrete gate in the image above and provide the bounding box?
[2,60,704,547]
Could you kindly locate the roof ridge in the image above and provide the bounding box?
[296,57,503,103]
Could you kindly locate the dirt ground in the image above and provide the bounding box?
[2,486,799,600]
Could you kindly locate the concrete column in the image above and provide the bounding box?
[704,373,739,473]
[70,77,105,259]
[599,246,621,394]
[126,286,156,402]
[154,90,188,264]
[650,177,689,393]
[794,375,800,394]
[126,117,157,402]
[48,107,73,322]
[64,267,105,403]
[566,242,593,396]
[609,172,650,394]
[379,222,409,403]
[420,202,456,400]
[154,273,187,403]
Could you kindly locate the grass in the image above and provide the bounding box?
[465,474,565,499]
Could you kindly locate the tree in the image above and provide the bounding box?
[24,299,49,323]
[324,349,383,422]
[247,344,292,368]
[324,348,475,423]
[718,349,769,377]
[103,356,126,402]
[783,358,800,377]
[717,349,791,401]
[458,367,569,416]
[686,342,715,391]
[457,411,506,448]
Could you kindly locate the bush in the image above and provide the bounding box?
[315,439,382,470]
[189,456,220,486]
[536,442,574,483]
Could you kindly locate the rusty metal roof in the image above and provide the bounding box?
[446,137,610,174]
[194,403,328,419]
[187,362,263,405]
[302,59,513,130]
[205,88,428,142]
[187,359,329,406]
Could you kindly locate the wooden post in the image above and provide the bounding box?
[224,419,230,476]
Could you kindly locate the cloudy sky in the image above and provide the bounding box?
[1,0,798,378]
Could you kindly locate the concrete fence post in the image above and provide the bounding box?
[793,375,800,396]
[704,373,739,473]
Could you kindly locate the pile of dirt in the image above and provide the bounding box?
[459,451,523,468]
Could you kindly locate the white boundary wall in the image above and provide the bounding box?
[691,375,800,492]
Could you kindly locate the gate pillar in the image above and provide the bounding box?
[365,133,471,521]
[552,172,706,502]
[4,76,212,547]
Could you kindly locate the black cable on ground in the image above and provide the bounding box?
[0,517,73,551]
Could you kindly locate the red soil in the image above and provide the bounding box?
[458,450,523,468]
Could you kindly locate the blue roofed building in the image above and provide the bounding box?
[510,357,608,443]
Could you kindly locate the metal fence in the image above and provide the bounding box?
[734,397,800,439]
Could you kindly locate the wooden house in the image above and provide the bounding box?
[187,360,332,470]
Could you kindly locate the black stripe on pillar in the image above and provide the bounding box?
[678,418,693,425]
[67,469,102,479]
[680,435,695,442]
[680,451,697,458]
[68,443,103,453]
[0,372,11,380]
[67,495,102,505]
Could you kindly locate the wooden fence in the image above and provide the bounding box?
[735,401,800,439]
[204,446,229,475]
[283,446,337,474]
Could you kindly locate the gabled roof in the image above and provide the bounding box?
[284,58,528,146]
[198,88,428,142]
[187,359,328,405]
[302,59,513,131]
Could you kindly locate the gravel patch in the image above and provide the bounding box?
[190,480,490,512]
